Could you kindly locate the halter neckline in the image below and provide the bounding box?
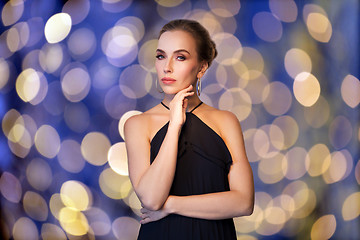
[161,101,203,113]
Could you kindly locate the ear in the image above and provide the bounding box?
[197,62,208,79]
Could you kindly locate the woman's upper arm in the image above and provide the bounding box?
[220,111,254,198]
[124,115,151,191]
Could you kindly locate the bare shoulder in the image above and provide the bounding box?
[196,104,241,139]
[124,104,168,140]
[125,104,160,127]
[124,106,154,136]
[124,113,149,140]
[215,109,238,122]
[200,104,240,128]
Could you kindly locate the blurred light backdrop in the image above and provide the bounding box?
[0,0,359,239]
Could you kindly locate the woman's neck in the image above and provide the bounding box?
[162,94,201,111]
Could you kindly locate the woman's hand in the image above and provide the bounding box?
[168,85,194,128]
[140,207,169,224]
[140,197,173,224]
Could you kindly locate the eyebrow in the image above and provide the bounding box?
[156,49,191,55]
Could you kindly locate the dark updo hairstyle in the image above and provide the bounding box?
[159,19,218,67]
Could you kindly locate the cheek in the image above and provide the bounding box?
[179,67,199,86]
[155,62,163,75]
[185,65,199,78]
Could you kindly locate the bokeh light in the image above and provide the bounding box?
[305,12,332,43]
[15,68,40,103]
[208,0,240,18]
[305,143,331,177]
[101,23,139,68]
[23,191,48,221]
[284,48,312,79]
[58,207,89,236]
[81,132,111,166]
[41,223,67,240]
[157,0,191,20]
[61,63,91,102]
[119,64,152,99]
[34,125,61,158]
[0,171,22,203]
[99,167,132,200]
[102,0,133,13]
[1,0,24,27]
[26,158,52,191]
[252,12,283,42]
[67,28,96,61]
[219,88,252,121]
[62,0,90,25]
[118,110,142,140]
[1,1,359,239]
[341,74,360,108]
[112,216,140,240]
[40,44,68,75]
[342,192,360,221]
[44,13,72,44]
[293,72,320,107]
[213,32,242,65]
[108,142,129,176]
[12,217,38,240]
[310,215,336,239]
[269,0,297,23]
[60,180,92,211]
[0,58,10,89]
[84,207,111,236]
[262,81,292,116]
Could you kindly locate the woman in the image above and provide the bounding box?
[124,19,254,240]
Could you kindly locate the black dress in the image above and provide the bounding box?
[137,102,237,240]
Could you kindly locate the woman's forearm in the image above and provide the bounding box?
[135,124,181,210]
[165,191,254,220]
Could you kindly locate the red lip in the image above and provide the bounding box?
[161,77,176,84]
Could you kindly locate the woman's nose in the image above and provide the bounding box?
[163,59,173,73]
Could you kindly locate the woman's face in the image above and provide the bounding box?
[155,30,204,95]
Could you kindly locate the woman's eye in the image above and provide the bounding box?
[176,56,186,61]
[156,55,164,60]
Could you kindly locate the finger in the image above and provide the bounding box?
[140,218,149,224]
[183,97,188,105]
[173,87,194,101]
[184,85,193,94]
[183,92,194,98]
[140,214,151,224]
[177,85,193,95]
[140,208,147,214]
[176,91,194,101]
[170,93,193,109]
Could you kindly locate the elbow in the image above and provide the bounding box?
[236,203,254,217]
[235,198,254,217]
[243,196,255,216]
[135,184,165,211]
[143,203,162,211]
[140,197,163,211]
[243,202,254,216]
[241,191,255,216]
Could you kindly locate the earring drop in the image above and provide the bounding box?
[197,78,201,96]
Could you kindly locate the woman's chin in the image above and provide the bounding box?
[162,89,179,95]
